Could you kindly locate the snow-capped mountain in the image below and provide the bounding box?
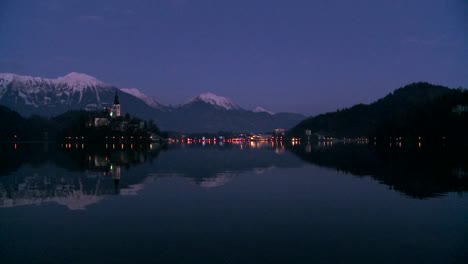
[0,72,112,105]
[55,72,108,90]
[184,92,241,110]
[0,72,112,111]
[0,72,164,118]
[120,88,168,110]
[0,72,305,132]
[253,106,275,115]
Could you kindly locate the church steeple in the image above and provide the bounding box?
[111,90,121,117]
[114,91,120,105]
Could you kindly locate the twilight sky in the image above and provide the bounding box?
[0,0,467,115]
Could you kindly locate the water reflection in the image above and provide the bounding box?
[0,143,162,209]
[289,143,468,199]
[1,142,467,264]
[0,142,300,210]
[148,142,298,187]
[1,142,467,210]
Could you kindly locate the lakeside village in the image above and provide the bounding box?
[169,128,287,144]
[63,91,468,147]
[61,92,290,145]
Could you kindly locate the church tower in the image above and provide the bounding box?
[111,91,121,117]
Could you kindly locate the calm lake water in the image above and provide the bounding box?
[1,142,467,264]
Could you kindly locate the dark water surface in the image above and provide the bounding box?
[1,142,467,264]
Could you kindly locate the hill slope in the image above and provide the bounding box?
[289,82,468,141]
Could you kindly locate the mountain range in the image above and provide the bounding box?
[0,72,304,133]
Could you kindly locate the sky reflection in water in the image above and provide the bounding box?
[0,142,467,264]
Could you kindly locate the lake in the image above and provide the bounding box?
[1,142,467,264]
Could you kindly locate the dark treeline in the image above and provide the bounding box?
[289,143,468,199]
[0,105,55,141]
[372,88,468,146]
[289,82,468,146]
[0,106,166,142]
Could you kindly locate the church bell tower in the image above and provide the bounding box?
[111,91,121,117]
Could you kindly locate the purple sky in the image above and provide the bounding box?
[0,0,467,115]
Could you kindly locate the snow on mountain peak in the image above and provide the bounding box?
[0,72,113,105]
[0,73,17,83]
[120,88,163,109]
[120,88,144,97]
[0,72,49,85]
[56,72,108,90]
[190,92,240,110]
[253,106,275,115]
[0,72,109,90]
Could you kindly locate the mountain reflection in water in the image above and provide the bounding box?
[0,142,297,210]
[0,142,467,210]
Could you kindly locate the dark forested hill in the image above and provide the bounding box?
[0,105,56,141]
[288,82,468,145]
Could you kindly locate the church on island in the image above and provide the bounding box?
[94,91,121,127]
[110,91,121,118]
[64,90,162,143]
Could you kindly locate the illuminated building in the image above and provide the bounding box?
[111,91,121,118]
